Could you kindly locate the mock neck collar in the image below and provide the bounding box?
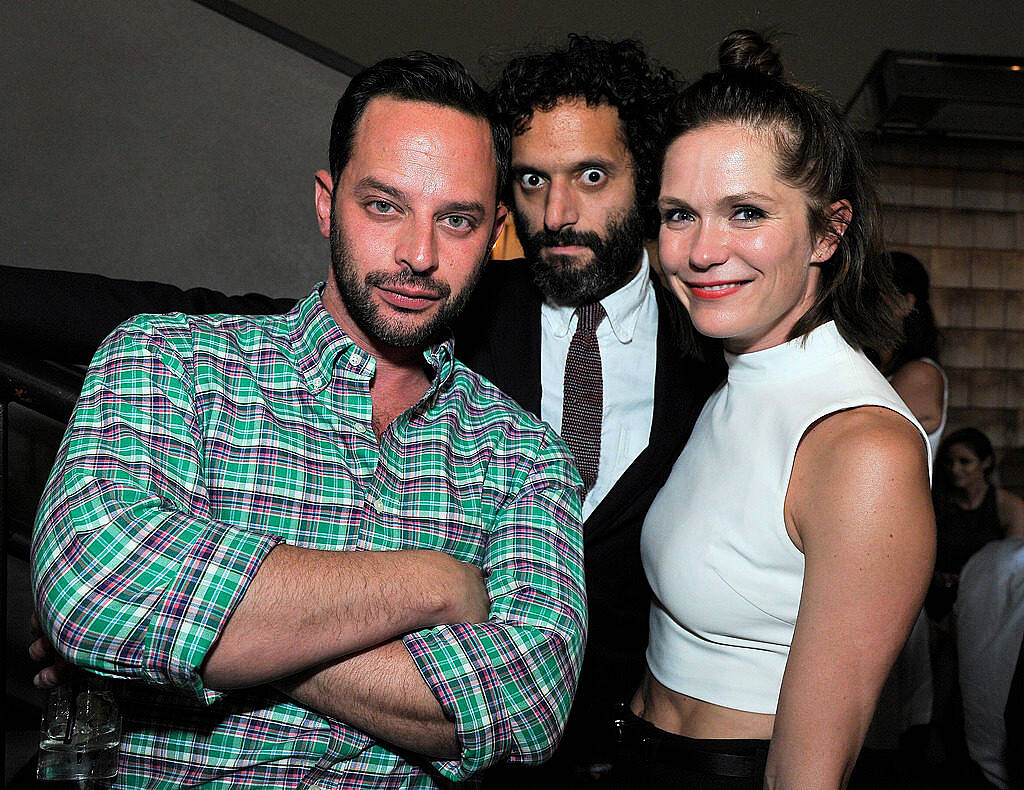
[289,285,455,394]
[724,321,849,382]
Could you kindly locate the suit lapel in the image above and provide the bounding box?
[582,275,716,543]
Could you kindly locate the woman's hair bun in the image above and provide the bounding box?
[717,29,784,79]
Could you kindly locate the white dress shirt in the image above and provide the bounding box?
[540,251,658,521]
[955,537,1024,790]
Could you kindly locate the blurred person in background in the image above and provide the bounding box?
[954,537,1024,790]
[927,427,1024,778]
[932,427,1024,615]
[861,249,948,783]
[878,250,948,454]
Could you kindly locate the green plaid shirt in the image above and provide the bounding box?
[32,288,586,788]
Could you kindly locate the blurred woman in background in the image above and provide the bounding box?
[879,251,947,457]
[926,427,1024,775]
[932,427,1024,611]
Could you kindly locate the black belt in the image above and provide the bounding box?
[611,708,769,779]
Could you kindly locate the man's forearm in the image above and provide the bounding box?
[278,640,460,759]
[202,544,487,689]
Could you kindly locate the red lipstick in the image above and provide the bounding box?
[687,280,749,300]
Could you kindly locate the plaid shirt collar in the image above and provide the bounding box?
[290,284,456,397]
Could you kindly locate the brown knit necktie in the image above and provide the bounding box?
[561,303,606,492]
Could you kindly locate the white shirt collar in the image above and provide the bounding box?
[544,248,652,343]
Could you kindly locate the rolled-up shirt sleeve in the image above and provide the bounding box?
[31,320,280,703]
[403,438,587,781]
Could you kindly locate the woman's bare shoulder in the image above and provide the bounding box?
[802,405,927,470]
[788,406,932,550]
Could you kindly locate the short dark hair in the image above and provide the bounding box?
[329,51,510,198]
[492,35,681,236]
[663,30,901,353]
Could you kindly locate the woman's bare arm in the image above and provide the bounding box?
[766,407,934,790]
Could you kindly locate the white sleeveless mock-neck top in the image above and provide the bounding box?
[642,321,929,714]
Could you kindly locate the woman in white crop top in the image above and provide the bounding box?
[610,31,935,790]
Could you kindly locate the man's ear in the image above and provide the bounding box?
[813,199,852,262]
[489,204,509,250]
[315,170,334,239]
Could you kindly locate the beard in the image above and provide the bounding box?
[329,215,483,348]
[513,202,646,306]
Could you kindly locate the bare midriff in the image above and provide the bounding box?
[630,671,775,740]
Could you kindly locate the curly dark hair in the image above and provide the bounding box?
[491,35,681,236]
[663,30,902,354]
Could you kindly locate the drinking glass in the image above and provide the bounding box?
[37,674,121,782]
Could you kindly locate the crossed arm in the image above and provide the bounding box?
[276,641,463,758]
[265,469,589,775]
[201,543,488,689]
[31,550,480,758]
[205,545,490,759]
[31,318,586,777]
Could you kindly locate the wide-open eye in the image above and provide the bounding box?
[518,172,545,190]
[580,168,607,187]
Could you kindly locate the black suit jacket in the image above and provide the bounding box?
[455,259,723,768]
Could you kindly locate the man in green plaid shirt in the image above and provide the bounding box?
[31,52,586,788]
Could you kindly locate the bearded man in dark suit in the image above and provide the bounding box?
[464,36,721,787]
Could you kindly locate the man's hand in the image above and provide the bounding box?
[441,557,490,625]
[29,611,72,689]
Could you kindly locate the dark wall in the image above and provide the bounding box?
[3,0,352,298]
